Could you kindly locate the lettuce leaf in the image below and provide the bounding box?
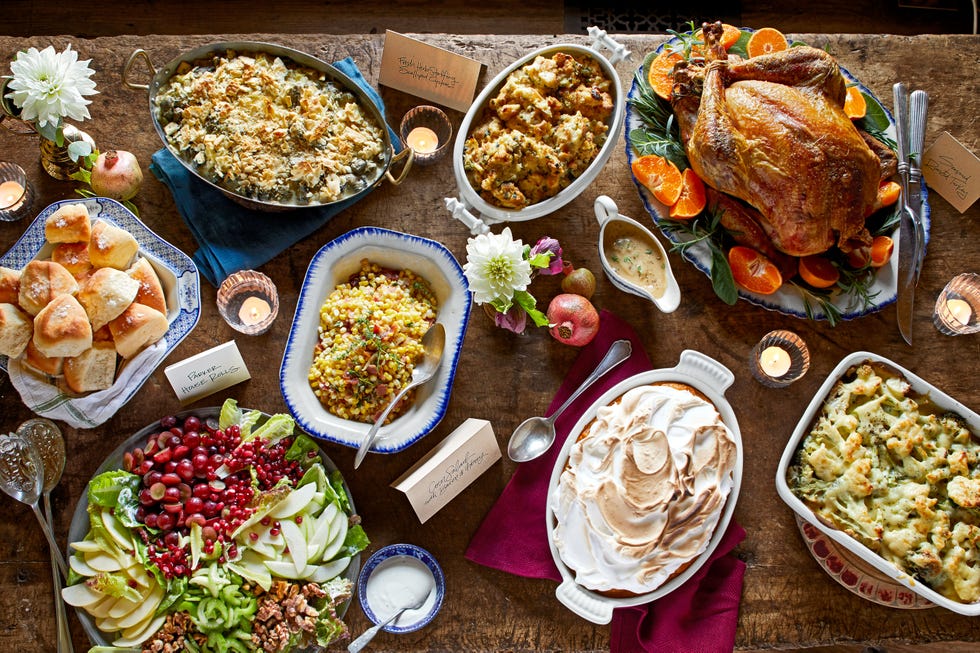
[328,470,352,515]
[285,433,322,470]
[246,413,295,445]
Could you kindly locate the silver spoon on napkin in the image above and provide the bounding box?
[507,339,632,462]
[354,322,446,469]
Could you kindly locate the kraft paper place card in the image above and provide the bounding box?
[392,418,501,523]
[922,131,980,214]
[165,341,251,403]
[378,31,483,112]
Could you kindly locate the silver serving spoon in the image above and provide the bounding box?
[0,434,69,578]
[507,339,632,462]
[17,419,73,653]
[347,579,434,653]
[354,322,446,469]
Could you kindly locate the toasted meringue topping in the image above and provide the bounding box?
[550,383,738,594]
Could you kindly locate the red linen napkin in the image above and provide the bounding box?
[465,310,745,653]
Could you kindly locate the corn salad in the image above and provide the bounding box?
[309,260,438,423]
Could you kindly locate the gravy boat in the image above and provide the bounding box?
[594,195,680,313]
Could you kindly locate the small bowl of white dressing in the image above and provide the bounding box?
[594,195,681,313]
[357,544,445,633]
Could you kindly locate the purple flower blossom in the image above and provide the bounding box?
[529,236,563,276]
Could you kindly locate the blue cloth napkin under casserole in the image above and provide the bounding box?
[150,57,400,286]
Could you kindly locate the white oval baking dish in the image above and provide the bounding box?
[545,349,743,624]
[445,28,628,235]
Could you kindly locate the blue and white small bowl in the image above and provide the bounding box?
[357,544,445,633]
[279,227,470,452]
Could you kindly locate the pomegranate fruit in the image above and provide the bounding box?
[547,293,600,346]
[90,149,143,201]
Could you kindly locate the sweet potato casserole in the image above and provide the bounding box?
[462,51,614,209]
[154,50,386,206]
[788,361,980,604]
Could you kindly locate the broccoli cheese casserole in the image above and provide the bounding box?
[462,51,614,209]
[154,50,386,206]
[788,361,980,604]
[308,260,437,424]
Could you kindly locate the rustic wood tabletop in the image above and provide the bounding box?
[0,32,977,653]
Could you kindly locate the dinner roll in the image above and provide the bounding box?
[64,342,117,393]
[44,203,91,243]
[23,338,64,377]
[51,241,92,279]
[126,257,167,315]
[32,294,93,358]
[109,302,168,359]
[18,260,79,316]
[0,302,33,358]
[0,266,20,304]
[77,267,141,330]
[89,220,139,270]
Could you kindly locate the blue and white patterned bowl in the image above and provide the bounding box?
[357,544,445,633]
[0,198,200,425]
[279,227,470,452]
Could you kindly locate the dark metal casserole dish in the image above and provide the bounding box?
[124,41,410,212]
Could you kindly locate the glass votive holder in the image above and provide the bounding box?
[749,329,811,388]
[216,270,279,335]
[933,273,980,336]
[0,161,35,222]
[400,105,452,166]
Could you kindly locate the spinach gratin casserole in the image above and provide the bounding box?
[154,50,386,206]
[788,361,979,604]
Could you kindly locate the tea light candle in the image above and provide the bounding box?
[216,270,280,335]
[405,127,439,154]
[0,161,34,222]
[933,273,980,336]
[399,105,452,166]
[759,345,791,378]
[239,296,272,326]
[0,180,25,210]
[945,298,972,326]
[750,330,810,388]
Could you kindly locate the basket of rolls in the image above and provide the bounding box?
[0,198,200,428]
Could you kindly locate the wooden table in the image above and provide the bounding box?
[1,32,977,653]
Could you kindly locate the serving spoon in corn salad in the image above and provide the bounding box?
[354,322,446,469]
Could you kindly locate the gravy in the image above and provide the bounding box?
[603,221,667,298]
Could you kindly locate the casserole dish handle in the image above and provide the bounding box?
[587,26,631,64]
[555,579,613,625]
[122,49,155,90]
[444,198,491,235]
[674,350,734,395]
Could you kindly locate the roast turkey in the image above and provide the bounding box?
[671,23,893,257]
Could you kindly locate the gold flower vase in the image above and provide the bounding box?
[38,125,96,181]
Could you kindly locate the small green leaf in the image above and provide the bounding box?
[710,248,738,305]
[513,290,549,327]
[67,139,93,161]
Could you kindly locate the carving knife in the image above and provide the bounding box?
[907,90,929,284]
[893,82,916,346]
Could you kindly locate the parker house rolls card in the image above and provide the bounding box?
[164,341,251,403]
[392,418,501,523]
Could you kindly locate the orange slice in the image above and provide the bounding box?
[646,50,684,100]
[631,154,683,206]
[669,168,707,219]
[876,180,901,207]
[728,246,783,295]
[746,27,788,58]
[694,23,743,50]
[799,255,840,288]
[844,86,867,119]
[870,235,894,268]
